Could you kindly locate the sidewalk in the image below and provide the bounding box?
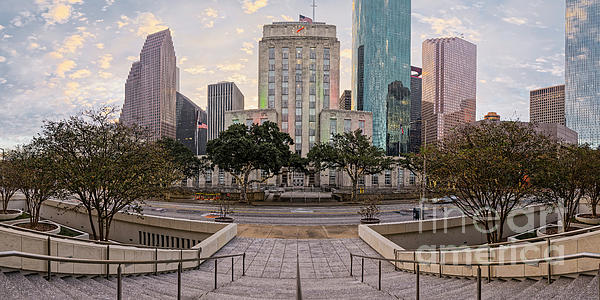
[237,224,358,239]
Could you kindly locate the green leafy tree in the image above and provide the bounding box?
[0,152,20,214]
[207,121,302,203]
[425,121,552,243]
[156,137,205,197]
[534,144,590,231]
[157,137,203,179]
[307,129,394,202]
[583,148,600,218]
[12,142,61,229]
[40,107,177,240]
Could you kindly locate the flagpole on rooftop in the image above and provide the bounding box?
[311,0,316,21]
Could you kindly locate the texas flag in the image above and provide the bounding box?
[299,15,313,24]
[198,122,208,129]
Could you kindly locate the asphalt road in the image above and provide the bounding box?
[140,201,462,225]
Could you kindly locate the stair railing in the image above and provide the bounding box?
[350,252,600,300]
[0,250,246,300]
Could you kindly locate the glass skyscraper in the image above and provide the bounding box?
[566,0,600,147]
[352,0,411,155]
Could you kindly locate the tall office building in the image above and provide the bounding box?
[207,82,244,141]
[121,29,177,140]
[422,37,477,145]
[530,84,565,125]
[566,0,600,146]
[258,21,340,155]
[409,66,422,153]
[176,92,207,155]
[352,0,411,155]
[339,90,352,110]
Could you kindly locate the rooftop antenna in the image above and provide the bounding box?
[311,0,317,21]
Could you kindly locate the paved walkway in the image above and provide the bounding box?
[198,237,395,279]
[237,224,358,239]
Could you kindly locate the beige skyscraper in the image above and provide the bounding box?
[258,21,341,156]
[422,37,477,145]
[530,84,565,125]
[121,29,177,140]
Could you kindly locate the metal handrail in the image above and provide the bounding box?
[350,252,600,300]
[351,252,600,267]
[0,222,182,250]
[394,223,600,253]
[0,250,246,300]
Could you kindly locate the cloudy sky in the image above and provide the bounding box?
[0,0,565,148]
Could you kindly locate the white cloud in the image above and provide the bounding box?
[502,17,527,26]
[134,12,168,36]
[117,15,129,28]
[0,78,6,84]
[0,56,7,63]
[242,0,268,14]
[413,13,481,41]
[241,42,254,55]
[69,69,91,79]
[0,25,4,31]
[37,0,83,25]
[64,81,80,97]
[179,57,188,65]
[57,31,94,54]
[96,43,105,49]
[236,28,244,34]
[281,15,294,21]
[96,54,113,69]
[56,59,76,77]
[127,56,137,62]
[184,65,213,75]
[217,63,244,71]
[204,8,218,18]
[98,71,112,79]
[10,11,34,27]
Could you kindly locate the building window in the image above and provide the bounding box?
[358,175,365,186]
[246,119,253,127]
[330,118,337,136]
[409,172,416,185]
[329,169,336,186]
[205,170,212,185]
[296,47,302,59]
[344,119,351,133]
[359,120,365,132]
[398,169,404,186]
[372,174,379,186]
[268,47,275,59]
[282,121,288,132]
[260,118,268,125]
[218,170,225,185]
[385,170,392,185]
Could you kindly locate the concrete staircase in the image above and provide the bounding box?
[357,269,599,300]
[0,269,598,300]
[1,266,599,299]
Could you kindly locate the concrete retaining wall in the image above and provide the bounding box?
[359,205,600,278]
[0,199,237,275]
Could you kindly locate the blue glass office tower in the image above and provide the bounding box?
[352,0,411,155]
[566,0,600,147]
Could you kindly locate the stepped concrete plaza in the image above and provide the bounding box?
[1,236,599,299]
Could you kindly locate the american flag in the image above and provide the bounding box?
[198,122,208,129]
[299,15,313,24]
